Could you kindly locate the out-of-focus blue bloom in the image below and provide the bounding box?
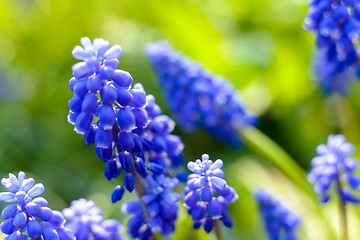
[308,134,360,203]
[62,198,123,240]
[304,0,360,94]
[312,49,354,95]
[0,172,74,240]
[146,42,257,147]
[122,174,180,239]
[68,37,184,203]
[183,154,238,233]
[254,189,300,240]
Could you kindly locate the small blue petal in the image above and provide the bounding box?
[0,192,16,202]
[49,211,65,227]
[130,88,147,108]
[118,151,132,172]
[113,70,133,88]
[27,183,45,198]
[124,173,135,192]
[56,227,75,240]
[67,111,79,125]
[84,124,96,145]
[7,231,24,240]
[1,204,18,219]
[104,59,119,69]
[132,108,149,128]
[26,202,41,216]
[68,95,83,113]
[118,132,134,152]
[104,45,122,59]
[117,88,133,106]
[73,80,88,97]
[134,158,147,178]
[201,187,212,202]
[95,147,113,162]
[95,127,113,148]
[86,74,102,92]
[104,159,121,181]
[75,112,93,134]
[13,212,27,228]
[72,62,92,79]
[204,218,213,233]
[42,226,59,240]
[101,85,118,104]
[117,108,136,132]
[81,93,98,113]
[1,218,16,234]
[27,220,42,239]
[111,186,125,203]
[37,207,54,221]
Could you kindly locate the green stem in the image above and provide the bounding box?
[336,177,348,240]
[238,126,313,196]
[339,197,348,240]
[213,220,223,240]
[327,94,348,133]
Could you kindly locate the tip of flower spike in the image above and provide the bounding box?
[309,133,360,204]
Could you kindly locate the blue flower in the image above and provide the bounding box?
[0,172,74,240]
[304,0,360,94]
[183,154,238,232]
[68,37,185,203]
[62,198,123,240]
[254,189,300,240]
[146,42,257,147]
[122,174,180,238]
[308,134,360,203]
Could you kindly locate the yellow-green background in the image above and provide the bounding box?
[1,0,360,239]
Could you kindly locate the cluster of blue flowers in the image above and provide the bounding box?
[146,42,257,147]
[4,0,360,237]
[308,134,360,203]
[68,37,184,206]
[184,154,238,233]
[7,35,347,240]
[254,189,300,240]
[304,0,360,94]
[0,172,74,239]
[67,37,189,238]
[0,172,125,240]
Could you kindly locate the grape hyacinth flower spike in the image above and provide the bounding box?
[184,154,238,237]
[68,37,185,205]
[308,134,360,240]
[146,42,257,148]
[308,134,360,203]
[67,37,185,240]
[62,198,123,240]
[304,0,360,94]
[254,189,301,240]
[0,171,74,240]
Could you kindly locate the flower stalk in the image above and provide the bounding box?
[238,126,313,196]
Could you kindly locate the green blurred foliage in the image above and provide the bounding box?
[1,0,360,239]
